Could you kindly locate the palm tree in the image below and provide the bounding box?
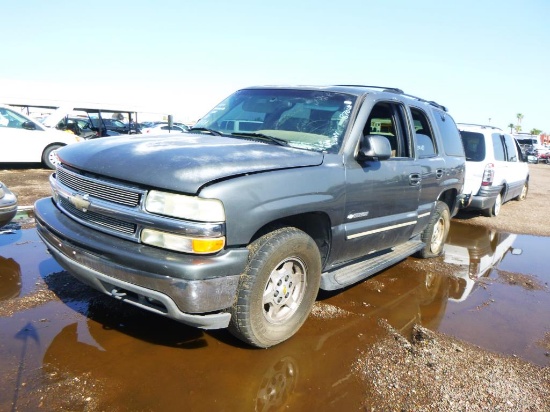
[508,123,515,133]
[530,128,542,135]
[516,113,524,125]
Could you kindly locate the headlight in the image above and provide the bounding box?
[141,229,225,254]
[145,191,225,222]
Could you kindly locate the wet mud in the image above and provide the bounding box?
[0,217,549,411]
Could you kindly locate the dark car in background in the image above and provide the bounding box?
[89,118,140,135]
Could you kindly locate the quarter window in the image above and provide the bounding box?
[433,110,464,156]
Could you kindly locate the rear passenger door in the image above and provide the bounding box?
[409,106,446,229]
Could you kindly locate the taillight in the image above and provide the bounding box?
[481,163,494,186]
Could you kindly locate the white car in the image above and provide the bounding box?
[458,123,529,217]
[0,104,81,169]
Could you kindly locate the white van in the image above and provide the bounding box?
[458,124,529,217]
[0,104,81,169]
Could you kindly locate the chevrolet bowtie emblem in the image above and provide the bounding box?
[68,193,91,212]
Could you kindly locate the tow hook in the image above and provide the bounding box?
[457,192,472,208]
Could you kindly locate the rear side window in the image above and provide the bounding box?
[460,131,486,161]
[492,133,506,161]
[433,110,464,156]
[410,107,436,158]
[502,134,519,161]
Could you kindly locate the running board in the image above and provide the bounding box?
[320,239,424,291]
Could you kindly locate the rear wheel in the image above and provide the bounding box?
[42,144,63,169]
[482,193,502,217]
[416,201,450,259]
[515,182,528,201]
[229,227,321,348]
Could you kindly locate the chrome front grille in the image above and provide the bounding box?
[54,164,147,240]
[57,166,142,207]
[60,198,137,234]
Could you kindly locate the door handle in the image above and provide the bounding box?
[436,169,444,179]
[409,173,421,186]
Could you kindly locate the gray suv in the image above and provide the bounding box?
[34,85,466,347]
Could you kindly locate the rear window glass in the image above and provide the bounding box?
[460,131,486,161]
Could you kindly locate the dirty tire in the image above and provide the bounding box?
[228,227,321,348]
[515,182,528,201]
[416,201,450,259]
[482,193,502,217]
[42,144,63,169]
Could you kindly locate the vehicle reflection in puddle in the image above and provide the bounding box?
[443,224,519,302]
[439,223,550,366]
[0,220,549,410]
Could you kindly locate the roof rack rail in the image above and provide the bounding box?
[335,85,404,94]
[336,85,448,112]
[399,93,447,112]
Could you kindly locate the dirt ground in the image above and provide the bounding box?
[1,163,549,411]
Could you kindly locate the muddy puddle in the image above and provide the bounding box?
[1,216,549,411]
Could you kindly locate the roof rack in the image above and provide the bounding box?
[335,85,447,112]
[401,94,447,112]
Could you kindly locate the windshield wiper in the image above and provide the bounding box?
[188,127,222,136]
[231,132,289,146]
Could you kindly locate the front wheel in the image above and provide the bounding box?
[42,144,63,169]
[229,227,321,348]
[415,201,450,259]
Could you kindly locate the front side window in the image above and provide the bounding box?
[193,89,357,153]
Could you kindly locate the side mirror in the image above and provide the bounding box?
[358,134,392,161]
[22,121,37,130]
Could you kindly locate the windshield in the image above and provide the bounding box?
[193,88,356,153]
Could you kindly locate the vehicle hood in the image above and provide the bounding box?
[57,134,324,193]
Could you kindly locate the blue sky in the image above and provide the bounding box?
[1,0,548,131]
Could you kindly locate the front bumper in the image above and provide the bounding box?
[34,197,250,329]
